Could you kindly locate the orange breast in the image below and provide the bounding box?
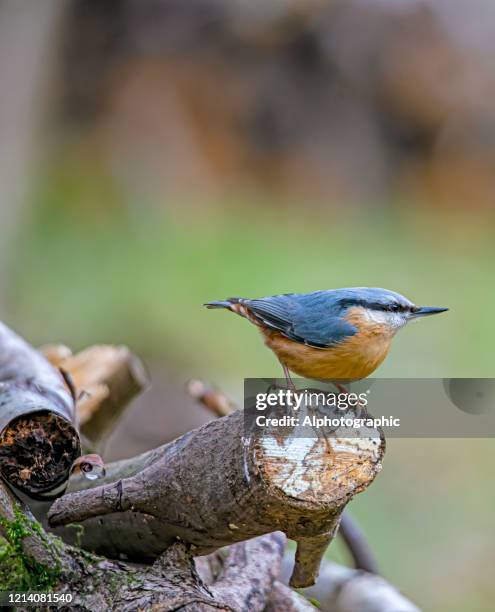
[261,309,394,381]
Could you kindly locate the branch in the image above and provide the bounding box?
[300,560,420,612]
[39,344,73,368]
[338,512,379,574]
[2,336,392,607]
[201,532,287,610]
[0,322,80,499]
[0,480,219,610]
[49,402,384,587]
[0,480,65,577]
[265,582,317,611]
[187,379,236,417]
[43,345,150,445]
[189,379,380,578]
[1,478,298,611]
[291,530,338,589]
[196,533,319,611]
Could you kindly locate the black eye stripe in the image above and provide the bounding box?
[370,302,403,312]
[370,303,407,313]
[388,304,407,312]
[340,299,409,313]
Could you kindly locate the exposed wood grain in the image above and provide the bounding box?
[55,345,149,444]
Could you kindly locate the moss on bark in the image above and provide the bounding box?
[0,508,60,591]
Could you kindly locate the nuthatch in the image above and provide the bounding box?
[205,287,448,385]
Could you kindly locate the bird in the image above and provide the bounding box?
[205,287,448,387]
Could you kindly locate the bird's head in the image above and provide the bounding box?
[336,287,448,334]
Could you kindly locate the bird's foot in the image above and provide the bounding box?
[281,364,297,392]
[353,398,369,420]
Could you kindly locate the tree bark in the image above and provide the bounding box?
[0,322,80,499]
[41,344,150,445]
[265,582,317,611]
[188,379,381,577]
[49,401,384,587]
[0,480,299,611]
[296,560,420,612]
[0,330,420,610]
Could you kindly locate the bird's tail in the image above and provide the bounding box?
[205,297,254,322]
[204,298,239,310]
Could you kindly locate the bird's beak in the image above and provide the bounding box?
[409,306,449,319]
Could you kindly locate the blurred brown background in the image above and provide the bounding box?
[0,1,494,610]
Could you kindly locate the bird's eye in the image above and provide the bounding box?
[390,304,400,312]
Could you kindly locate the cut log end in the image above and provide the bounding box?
[252,422,384,587]
[0,410,80,499]
[255,426,384,506]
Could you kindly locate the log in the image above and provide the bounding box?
[0,479,292,611]
[197,532,287,610]
[189,379,381,576]
[296,560,420,612]
[2,475,417,611]
[49,404,384,587]
[0,322,80,499]
[1,333,405,608]
[265,582,318,611]
[38,344,73,367]
[42,344,150,445]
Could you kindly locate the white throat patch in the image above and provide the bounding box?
[362,308,407,330]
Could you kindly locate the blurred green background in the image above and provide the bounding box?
[1,1,494,610]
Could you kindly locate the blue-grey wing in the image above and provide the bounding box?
[241,293,357,348]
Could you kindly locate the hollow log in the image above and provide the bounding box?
[0,322,80,499]
[49,405,384,587]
